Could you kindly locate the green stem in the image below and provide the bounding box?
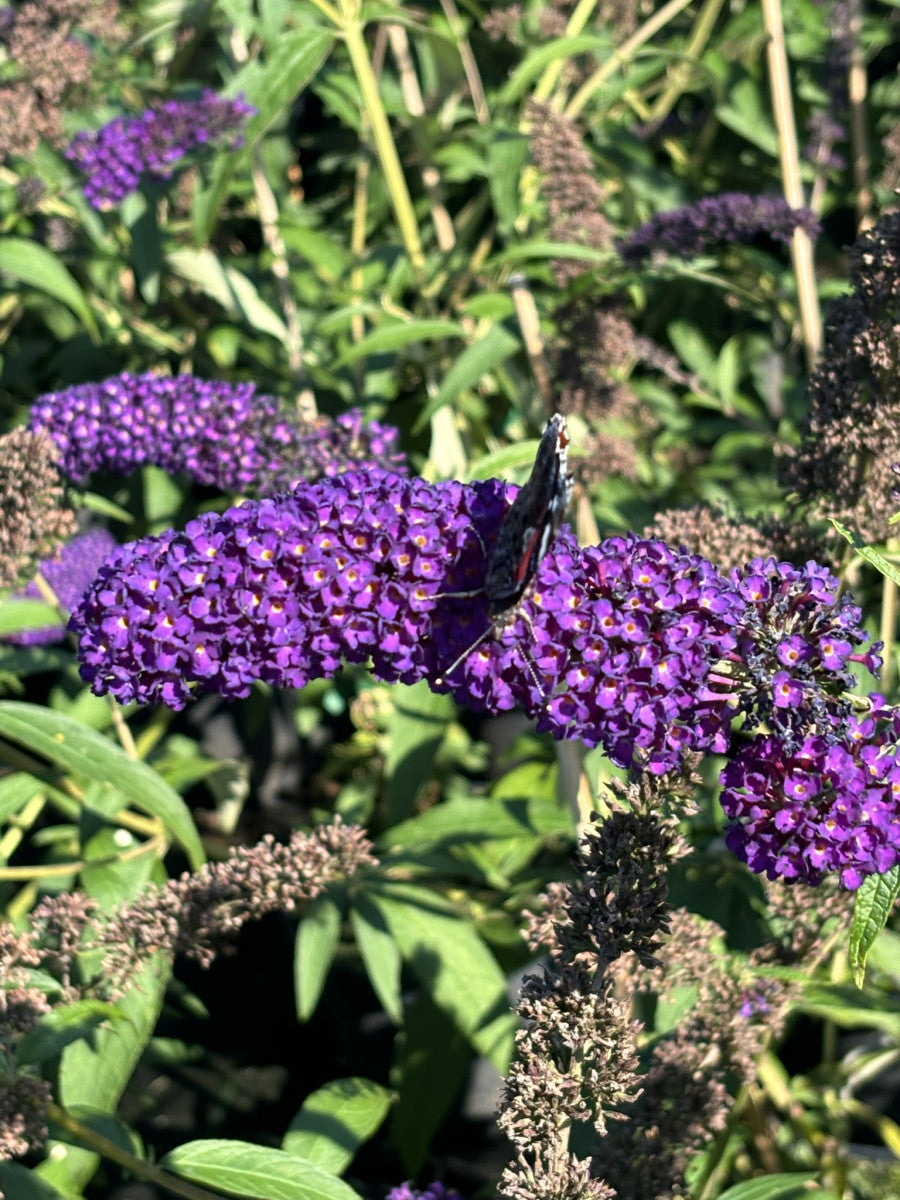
[341,18,425,273]
[760,0,822,369]
[880,539,897,693]
[647,0,726,124]
[565,0,696,119]
[532,0,602,104]
[47,1102,226,1200]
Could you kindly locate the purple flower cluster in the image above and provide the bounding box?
[70,471,743,772]
[617,192,821,264]
[387,1185,462,1200]
[721,698,900,889]
[29,373,405,492]
[723,557,880,744]
[5,529,118,646]
[66,90,255,209]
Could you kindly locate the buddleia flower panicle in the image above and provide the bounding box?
[618,192,820,264]
[70,470,745,774]
[720,696,900,889]
[29,372,405,492]
[0,428,77,592]
[719,556,881,743]
[66,90,255,209]
[5,528,118,645]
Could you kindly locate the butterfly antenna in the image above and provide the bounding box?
[434,624,493,687]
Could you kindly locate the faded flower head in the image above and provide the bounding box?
[0,428,77,591]
[6,528,118,645]
[100,822,376,980]
[527,101,613,283]
[644,505,836,573]
[779,210,900,542]
[66,90,255,209]
[0,0,120,163]
[70,469,746,774]
[618,192,820,264]
[29,372,405,492]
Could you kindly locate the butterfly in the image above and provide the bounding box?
[437,412,574,684]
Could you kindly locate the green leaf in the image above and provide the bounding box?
[383,681,453,826]
[369,882,516,1069]
[349,894,403,1025]
[381,795,569,851]
[193,26,335,241]
[391,992,470,1175]
[0,771,44,826]
[283,1077,392,1174]
[295,888,345,1020]
[166,249,288,340]
[0,1164,70,1200]
[487,132,529,236]
[850,868,900,986]
[0,598,61,637]
[17,999,123,1068]
[336,319,465,366]
[715,78,779,157]
[830,519,900,586]
[161,1140,364,1200]
[0,702,204,868]
[414,325,521,431]
[0,238,99,338]
[718,1175,838,1200]
[38,954,170,1194]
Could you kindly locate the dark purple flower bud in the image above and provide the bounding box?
[5,529,118,645]
[69,471,744,774]
[29,373,405,492]
[721,697,900,888]
[617,193,821,264]
[66,90,255,209]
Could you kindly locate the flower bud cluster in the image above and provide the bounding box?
[29,373,405,492]
[618,192,820,264]
[66,90,255,208]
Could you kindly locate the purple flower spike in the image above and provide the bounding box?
[70,471,744,774]
[29,373,405,492]
[66,90,255,209]
[618,193,820,264]
[721,698,900,888]
[725,557,880,744]
[6,529,118,645]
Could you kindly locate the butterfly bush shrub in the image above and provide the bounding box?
[3,0,900,1198]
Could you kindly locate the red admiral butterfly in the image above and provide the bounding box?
[438,412,574,682]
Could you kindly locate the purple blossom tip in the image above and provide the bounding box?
[617,192,821,264]
[66,90,256,209]
[29,373,405,492]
